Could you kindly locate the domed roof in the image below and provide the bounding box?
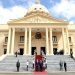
[27,3,49,14]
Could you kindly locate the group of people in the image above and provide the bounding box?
[16,60,29,72]
[16,50,71,72]
[35,58,47,72]
[59,61,67,72]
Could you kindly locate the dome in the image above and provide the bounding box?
[27,3,49,14]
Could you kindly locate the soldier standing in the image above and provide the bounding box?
[16,60,20,72]
[59,60,63,71]
[26,60,29,71]
[64,61,67,72]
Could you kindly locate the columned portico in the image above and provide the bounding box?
[49,28,53,55]
[29,28,31,55]
[7,28,12,54]
[24,28,27,55]
[46,28,49,55]
[4,0,71,56]
[11,28,15,55]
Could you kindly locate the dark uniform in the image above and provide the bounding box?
[59,61,63,71]
[35,60,39,71]
[16,60,20,72]
[39,60,43,72]
[64,62,67,72]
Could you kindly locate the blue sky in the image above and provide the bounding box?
[0,0,75,24]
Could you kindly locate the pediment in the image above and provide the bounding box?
[8,14,68,24]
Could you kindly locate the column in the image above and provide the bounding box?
[62,28,66,55]
[7,28,12,55]
[46,28,49,55]
[24,28,27,55]
[49,28,53,55]
[11,28,15,55]
[72,36,75,57]
[66,28,70,55]
[29,28,31,55]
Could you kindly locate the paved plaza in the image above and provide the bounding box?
[0,72,75,75]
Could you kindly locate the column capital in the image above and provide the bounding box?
[49,27,53,29]
[29,28,31,30]
[49,28,53,32]
[25,27,27,29]
[12,28,15,30]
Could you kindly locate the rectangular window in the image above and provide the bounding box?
[69,37,71,43]
[52,36,57,43]
[5,37,8,43]
[20,36,24,43]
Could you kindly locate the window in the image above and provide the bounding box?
[20,36,24,43]
[4,49,7,54]
[5,37,8,43]
[69,37,71,43]
[52,36,57,43]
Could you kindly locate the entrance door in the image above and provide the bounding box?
[41,47,46,55]
[31,47,36,55]
[20,48,24,55]
[53,48,57,55]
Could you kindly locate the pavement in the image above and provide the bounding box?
[0,72,75,75]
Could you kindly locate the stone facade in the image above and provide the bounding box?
[0,0,75,57]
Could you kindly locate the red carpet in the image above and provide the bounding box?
[33,71,48,75]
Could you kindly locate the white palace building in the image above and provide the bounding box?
[0,0,75,57]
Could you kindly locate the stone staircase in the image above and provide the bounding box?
[46,55,75,72]
[0,55,75,72]
[0,55,34,72]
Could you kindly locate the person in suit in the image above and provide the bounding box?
[35,59,39,71]
[59,60,63,71]
[26,60,29,71]
[39,60,43,72]
[64,61,67,72]
[16,60,20,72]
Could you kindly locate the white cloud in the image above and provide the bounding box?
[0,0,35,24]
[50,0,75,23]
[69,21,74,24]
[0,5,27,24]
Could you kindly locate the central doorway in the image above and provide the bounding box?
[31,47,36,55]
[41,47,46,55]
[20,48,24,55]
